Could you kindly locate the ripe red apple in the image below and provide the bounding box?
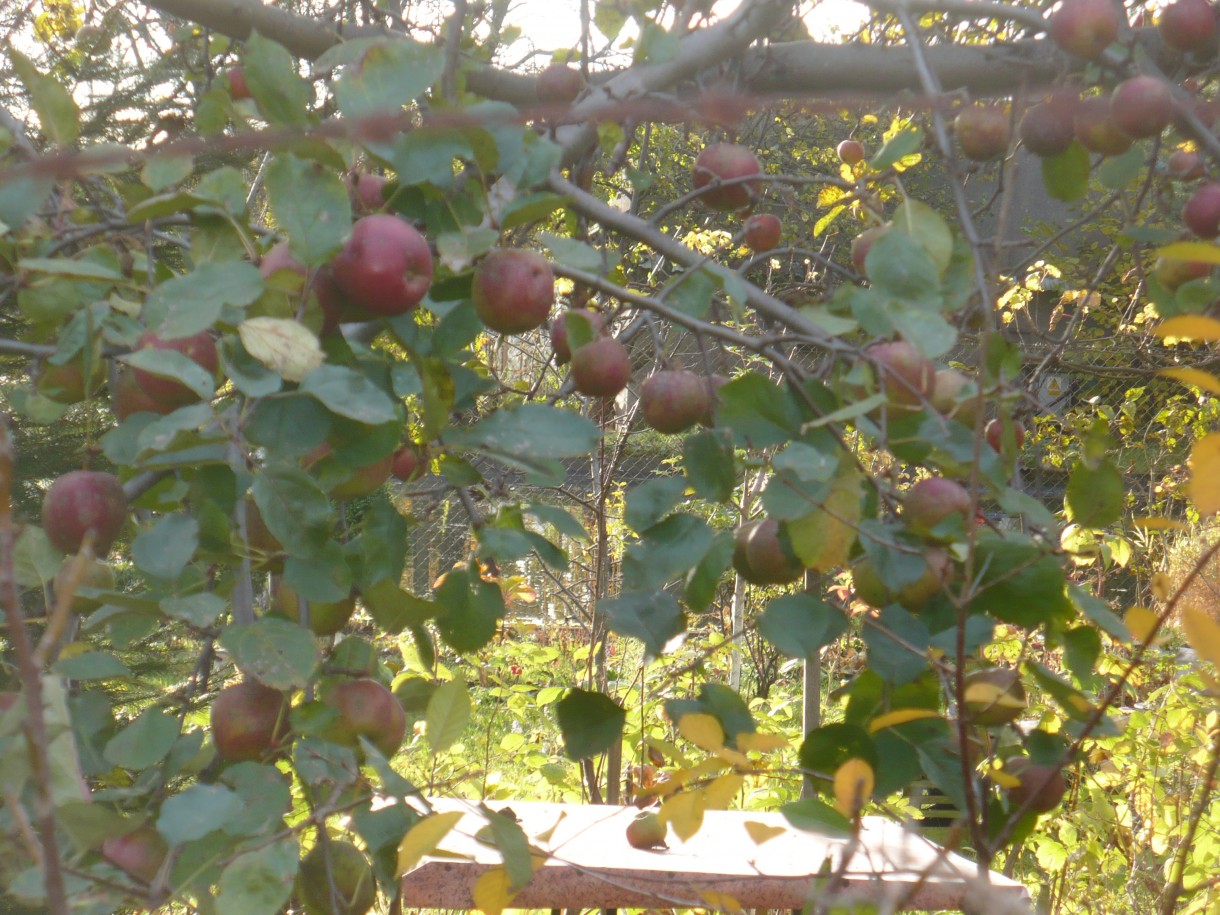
[331,214,433,317]
[271,582,357,637]
[260,241,349,336]
[851,224,891,277]
[985,417,1026,452]
[42,470,127,555]
[1004,757,1067,814]
[639,370,712,434]
[323,678,407,758]
[743,213,782,251]
[131,331,219,407]
[1155,255,1211,289]
[867,341,936,408]
[1109,76,1173,138]
[1160,0,1218,51]
[732,519,804,586]
[1074,96,1133,155]
[346,172,388,215]
[391,444,427,482]
[852,548,952,610]
[954,103,1010,161]
[1166,148,1205,180]
[570,336,632,398]
[836,139,865,165]
[54,554,116,612]
[1019,95,1079,157]
[536,63,585,104]
[625,811,668,850]
[929,368,983,426]
[692,143,762,211]
[296,841,376,915]
[903,477,972,530]
[963,667,1027,727]
[1184,182,1220,237]
[227,66,250,100]
[472,248,555,334]
[550,308,607,364]
[211,680,291,762]
[111,366,176,420]
[101,825,169,885]
[1049,0,1122,59]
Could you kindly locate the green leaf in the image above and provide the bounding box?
[540,234,615,272]
[684,532,734,613]
[716,374,802,448]
[17,258,123,281]
[598,591,685,656]
[0,177,53,232]
[143,154,193,191]
[215,839,298,915]
[160,593,225,628]
[781,797,852,838]
[252,464,332,558]
[219,617,320,690]
[146,262,263,337]
[865,230,941,307]
[894,198,953,277]
[1066,459,1123,529]
[335,39,443,123]
[158,784,243,844]
[219,763,294,836]
[861,605,931,684]
[622,514,715,592]
[663,270,717,321]
[14,526,61,588]
[446,404,600,460]
[52,651,129,680]
[1097,145,1145,190]
[624,476,686,534]
[1041,142,1090,202]
[870,128,922,171]
[526,504,588,541]
[244,32,312,127]
[103,708,180,769]
[683,431,736,502]
[425,679,471,755]
[484,809,533,890]
[799,722,879,781]
[434,569,506,653]
[759,594,847,659]
[299,365,398,425]
[970,536,1072,628]
[556,689,626,760]
[131,514,199,580]
[389,131,472,188]
[122,349,216,400]
[266,156,352,268]
[10,49,79,144]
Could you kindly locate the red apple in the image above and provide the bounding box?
[323,678,407,758]
[1155,255,1210,289]
[985,417,1026,452]
[692,143,763,211]
[101,825,168,885]
[733,519,804,586]
[472,248,555,334]
[1160,0,1218,52]
[744,213,783,251]
[271,582,356,637]
[1167,148,1205,180]
[867,341,936,408]
[625,812,668,850]
[836,139,865,165]
[930,368,983,426]
[550,308,607,364]
[1074,96,1134,155]
[331,214,433,317]
[391,444,427,482]
[851,224,891,277]
[639,370,712,434]
[260,241,349,336]
[41,470,127,555]
[111,366,176,420]
[570,337,632,398]
[227,66,250,100]
[296,841,376,915]
[536,63,585,104]
[1109,76,1173,138]
[1184,182,1220,237]
[903,477,973,530]
[38,354,105,405]
[346,172,388,215]
[954,103,1010,161]
[1004,757,1067,814]
[131,331,219,407]
[1019,95,1079,157]
[1050,0,1122,59]
[211,680,291,762]
[306,445,395,500]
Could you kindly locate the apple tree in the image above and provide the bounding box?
[2,1,1220,914]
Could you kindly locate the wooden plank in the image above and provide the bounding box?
[399,799,1030,912]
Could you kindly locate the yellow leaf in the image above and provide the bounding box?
[677,713,725,752]
[735,731,788,753]
[1134,517,1189,532]
[659,789,705,841]
[1182,605,1220,668]
[1154,315,1220,342]
[1160,368,1220,396]
[473,867,516,915]
[743,821,786,844]
[867,708,941,733]
[698,889,746,914]
[238,316,325,382]
[397,811,464,876]
[989,763,1021,789]
[1189,434,1220,515]
[1125,606,1163,644]
[1151,572,1173,602]
[715,746,752,769]
[703,773,744,810]
[832,758,874,818]
[787,467,861,572]
[964,681,1025,709]
[1155,240,1220,265]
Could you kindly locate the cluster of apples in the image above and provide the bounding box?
[690,142,785,252]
